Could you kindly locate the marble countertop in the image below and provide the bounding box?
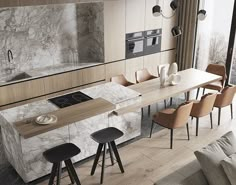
[0,62,103,86]
[0,82,140,126]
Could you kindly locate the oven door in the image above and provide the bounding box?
[144,35,162,55]
[126,38,144,59]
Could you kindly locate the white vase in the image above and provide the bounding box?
[168,63,178,76]
[160,66,167,87]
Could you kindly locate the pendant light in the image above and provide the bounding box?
[153,0,162,17]
[198,0,207,20]
[171,26,182,37]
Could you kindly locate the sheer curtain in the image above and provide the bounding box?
[177,0,199,70]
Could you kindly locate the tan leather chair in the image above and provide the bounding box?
[135,68,158,83]
[190,93,217,136]
[150,101,193,149]
[111,74,134,87]
[196,64,227,99]
[214,86,236,126]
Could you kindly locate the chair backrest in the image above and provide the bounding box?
[206,64,227,87]
[111,74,131,87]
[214,86,236,107]
[172,101,193,128]
[135,68,155,83]
[192,93,217,117]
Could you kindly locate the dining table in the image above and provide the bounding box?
[113,68,222,116]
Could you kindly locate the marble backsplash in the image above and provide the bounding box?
[0,2,104,76]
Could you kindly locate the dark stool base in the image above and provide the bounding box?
[48,159,81,185]
[91,141,124,184]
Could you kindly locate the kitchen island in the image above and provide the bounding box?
[0,82,141,182]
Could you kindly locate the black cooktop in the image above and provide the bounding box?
[48,91,93,108]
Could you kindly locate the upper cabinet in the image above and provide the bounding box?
[161,0,177,51]
[104,0,126,63]
[126,0,145,33]
[145,0,163,31]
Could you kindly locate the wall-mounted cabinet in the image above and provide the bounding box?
[143,53,161,76]
[125,57,144,83]
[105,60,126,82]
[145,0,163,31]
[126,0,145,33]
[104,0,126,63]
[81,65,105,85]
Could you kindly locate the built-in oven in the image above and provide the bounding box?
[144,29,162,55]
[126,31,145,59]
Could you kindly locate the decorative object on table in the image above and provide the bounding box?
[198,0,207,21]
[168,62,178,75]
[35,114,57,125]
[160,66,167,87]
[167,73,181,86]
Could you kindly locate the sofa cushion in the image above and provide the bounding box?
[194,141,231,185]
[221,153,236,185]
[217,131,236,156]
[180,170,208,185]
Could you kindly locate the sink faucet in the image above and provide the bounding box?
[7,50,13,63]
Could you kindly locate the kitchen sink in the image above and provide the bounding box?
[5,72,32,82]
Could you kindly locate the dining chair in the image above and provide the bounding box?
[150,101,193,149]
[214,86,236,126]
[196,64,227,99]
[190,93,217,136]
[111,74,134,87]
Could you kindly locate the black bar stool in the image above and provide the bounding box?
[90,127,125,184]
[43,143,81,185]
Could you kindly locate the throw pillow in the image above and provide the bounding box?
[194,141,231,185]
[221,153,236,185]
[217,131,236,156]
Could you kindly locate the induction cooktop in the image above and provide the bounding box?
[48,91,93,108]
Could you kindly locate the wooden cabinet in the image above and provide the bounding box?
[105,60,126,82]
[126,0,145,33]
[81,65,105,85]
[145,0,163,31]
[125,57,144,83]
[161,0,177,51]
[161,49,176,64]
[0,78,45,106]
[104,0,126,63]
[143,53,161,76]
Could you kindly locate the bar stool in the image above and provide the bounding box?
[43,143,81,185]
[90,127,125,184]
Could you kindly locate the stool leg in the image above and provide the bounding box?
[101,143,107,184]
[65,161,75,184]
[108,142,114,165]
[56,162,62,185]
[49,163,58,185]
[91,143,103,175]
[110,141,124,173]
[65,159,81,185]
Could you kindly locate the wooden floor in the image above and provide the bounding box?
[37,98,236,185]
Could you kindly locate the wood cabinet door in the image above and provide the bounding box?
[82,65,105,85]
[125,57,144,83]
[105,60,126,82]
[104,0,126,63]
[161,0,177,51]
[145,0,163,31]
[143,53,161,77]
[161,49,176,65]
[126,0,145,33]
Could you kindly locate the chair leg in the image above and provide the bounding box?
[100,143,107,184]
[210,112,213,129]
[231,104,233,119]
[170,129,173,149]
[49,163,58,185]
[164,100,167,108]
[148,105,151,116]
[65,161,75,184]
[202,88,205,95]
[170,97,173,106]
[65,159,81,185]
[218,108,221,126]
[108,142,114,165]
[150,120,155,138]
[56,162,62,185]
[196,88,200,99]
[110,141,124,173]
[186,123,190,140]
[91,143,103,176]
[141,108,144,118]
[196,118,199,136]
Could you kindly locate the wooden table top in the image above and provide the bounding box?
[113,68,222,116]
[14,98,115,139]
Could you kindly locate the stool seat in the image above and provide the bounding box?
[43,143,80,163]
[91,127,124,144]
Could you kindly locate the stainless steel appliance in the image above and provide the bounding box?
[126,31,145,59]
[144,29,162,55]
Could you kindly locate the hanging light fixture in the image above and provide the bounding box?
[170,0,178,11]
[171,26,182,37]
[198,0,207,20]
[153,0,162,17]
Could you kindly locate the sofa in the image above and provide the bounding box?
[155,131,236,185]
